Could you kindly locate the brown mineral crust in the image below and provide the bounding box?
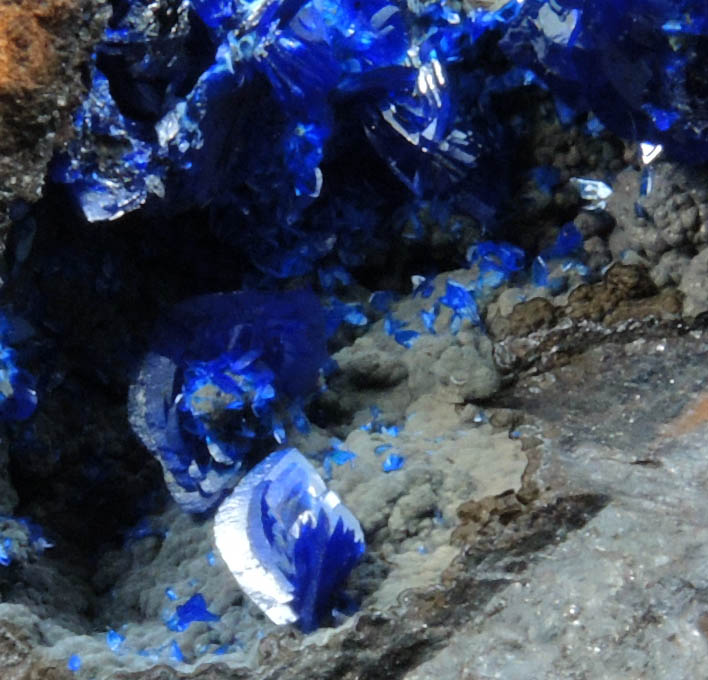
[0,0,108,239]
[492,264,686,374]
[0,0,65,94]
[505,296,558,336]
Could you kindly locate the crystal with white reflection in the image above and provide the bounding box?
[570,177,613,210]
[214,448,365,631]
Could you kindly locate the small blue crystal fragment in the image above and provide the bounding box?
[16,518,53,553]
[170,640,185,663]
[473,410,489,424]
[323,443,357,479]
[165,587,178,601]
[561,260,590,277]
[420,305,439,334]
[585,114,605,136]
[67,655,82,672]
[293,408,311,437]
[394,330,419,349]
[166,594,220,632]
[374,444,392,455]
[384,316,407,336]
[106,630,125,652]
[412,276,436,299]
[214,448,364,632]
[379,424,400,437]
[206,551,216,566]
[640,166,656,197]
[439,280,480,328]
[0,537,13,566]
[532,256,549,287]
[642,105,680,133]
[382,454,405,472]
[468,241,526,293]
[325,298,368,336]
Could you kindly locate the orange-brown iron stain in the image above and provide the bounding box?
[662,392,708,437]
[0,0,72,93]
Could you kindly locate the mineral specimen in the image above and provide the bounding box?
[51,0,525,291]
[214,447,365,632]
[128,289,328,513]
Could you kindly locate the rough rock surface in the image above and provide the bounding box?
[606,163,708,265]
[96,319,708,680]
[0,0,107,245]
[2,8,708,678]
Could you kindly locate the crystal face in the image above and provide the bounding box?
[214,447,365,632]
[128,290,328,513]
[51,0,524,260]
[500,0,708,162]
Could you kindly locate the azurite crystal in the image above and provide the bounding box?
[500,0,708,162]
[214,447,365,632]
[128,289,328,513]
[52,0,522,249]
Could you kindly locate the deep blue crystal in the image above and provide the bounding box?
[420,304,440,334]
[170,640,185,663]
[214,447,364,631]
[106,630,126,652]
[439,280,480,329]
[382,453,405,472]
[166,593,220,631]
[129,290,328,513]
[500,0,708,162]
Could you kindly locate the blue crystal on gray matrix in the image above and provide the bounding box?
[214,447,364,632]
[165,593,220,631]
[128,290,328,513]
[500,0,708,162]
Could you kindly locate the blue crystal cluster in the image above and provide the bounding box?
[165,593,221,631]
[214,447,365,632]
[128,289,328,513]
[52,0,526,283]
[500,0,708,162]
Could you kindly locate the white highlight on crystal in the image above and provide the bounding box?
[214,448,363,626]
[640,142,663,165]
[535,3,580,45]
[570,177,613,210]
